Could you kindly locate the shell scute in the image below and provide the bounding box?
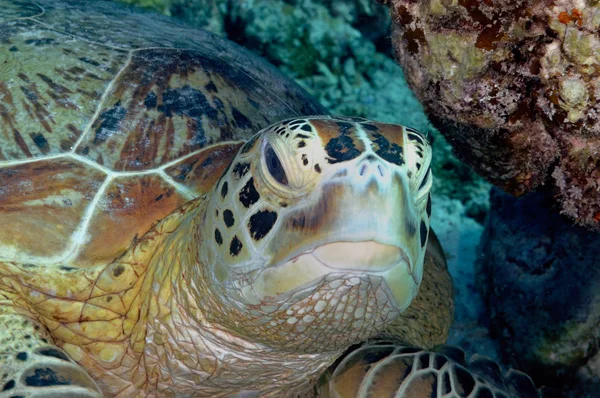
[73,174,191,267]
[164,142,245,196]
[0,20,128,161]
[74,48,302,171]
[0,159,106,262]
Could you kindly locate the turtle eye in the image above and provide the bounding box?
[265,144,288,185]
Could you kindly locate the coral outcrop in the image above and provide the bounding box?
[386,0,600,230]
[478,188,600,396]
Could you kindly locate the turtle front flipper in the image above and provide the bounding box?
[326,341,540,398]
[0,307,102,397]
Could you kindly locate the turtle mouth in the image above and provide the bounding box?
[293,241,407,272]
[244,240,418,312]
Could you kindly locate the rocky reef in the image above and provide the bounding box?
[478,188,600,397]
[385,0,600,231]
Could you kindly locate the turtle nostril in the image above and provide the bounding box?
[359,164,367,176]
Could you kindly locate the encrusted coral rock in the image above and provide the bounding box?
[386,0,600,230]
[478,188,600,395]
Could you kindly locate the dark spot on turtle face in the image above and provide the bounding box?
[426,194,432,218]
[314,164,321,173]
[416,162,421,170]
[231,107,252,130]
[454,366,475,395]
[106,296,113,302]
[232,162,250,179]
[298,141,306,148]
[248,210,278,240]
[204,81,218,92]
[325,135,361,164]
[30,133,49,154]
[300,124,312,132]
[433,354,447,370]
[419,168,430,190]
[24,335,31,339]
[221,181,228,198]
[241,134,260,154]
[113,265,125,278]
[16,352,27,361]
[23,264,36,268]
[40,338,47,343]
[155,194,163,202]
[9,46,18,52]
[36,348,71,362]
[420,221,428,247]
[369,132,404,166]
[144,91,157,109]
[239,177,260,208]
[93,102,127,145]
[223,209,235,228]
[408,132,424,145]
[24,368,70,387]
[295,133,310,139]
[301,154,309,166]
[230,236,243,256]
[215,228,223,245]
[279,202,287,208]
[2,380,14,391]
[288,119,305,127]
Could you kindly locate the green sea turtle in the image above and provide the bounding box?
[0,1,539,397]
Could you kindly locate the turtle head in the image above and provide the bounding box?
[197,116,432,352]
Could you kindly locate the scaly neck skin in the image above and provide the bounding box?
[129,198,338,397]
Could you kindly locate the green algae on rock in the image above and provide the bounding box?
[385,0,600,231]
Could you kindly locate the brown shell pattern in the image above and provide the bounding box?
[0,0,325,267]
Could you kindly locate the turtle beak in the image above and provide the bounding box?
[252,166,424,311]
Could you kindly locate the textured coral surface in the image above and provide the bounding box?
[478,188,600,396]
[388,0,600,230]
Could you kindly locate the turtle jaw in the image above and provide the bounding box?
[245,241,419,313]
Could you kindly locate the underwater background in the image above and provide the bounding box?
[111,1,599,396]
